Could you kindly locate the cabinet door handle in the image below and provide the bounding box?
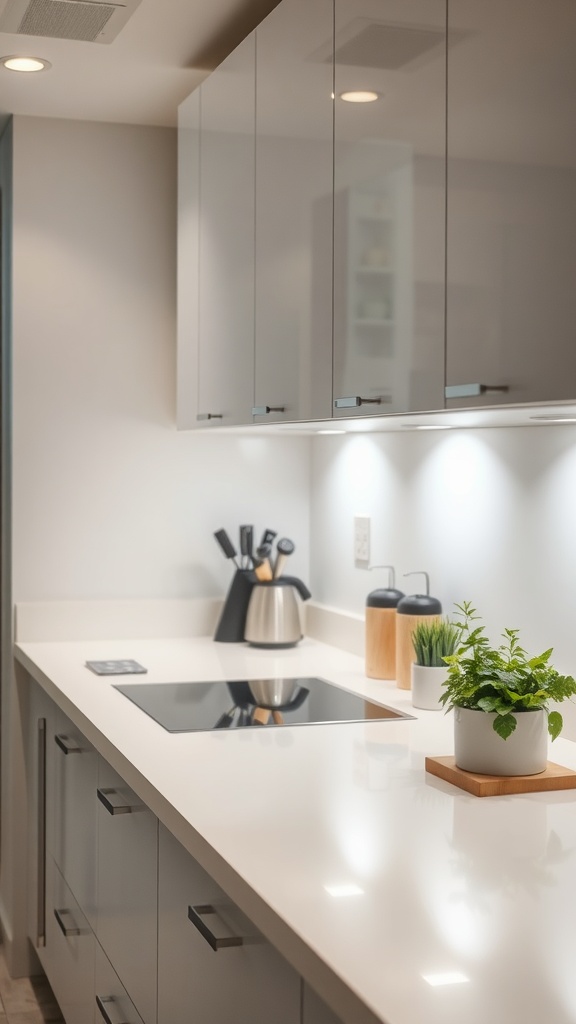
[187,904,245,951]
[333,396,390,409]
[54,734,82,755]
[252,406,285,416]
[97,788,138,815]
[37,719,47,947]
[54,907,82,937]
[196,413,223,421]
[445,383,509,399]
[96,996,130,1024]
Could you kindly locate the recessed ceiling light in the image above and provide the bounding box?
[1,55,51,72]
[340,90,379,103]
[529,414,576,423]
[317,429,346,435]
[422,971,469,987]
[324,883,364,898]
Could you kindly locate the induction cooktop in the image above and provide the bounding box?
[113,677,413,732]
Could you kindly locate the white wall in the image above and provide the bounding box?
[11,116,311,603]
[310,425,576,733]
[3,115,310,977]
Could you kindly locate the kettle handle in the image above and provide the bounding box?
[281,575,312,602]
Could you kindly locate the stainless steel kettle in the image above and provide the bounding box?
[244,576,311,648]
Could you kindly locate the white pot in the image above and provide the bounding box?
[454,706,548,776]
[411,664,447,711]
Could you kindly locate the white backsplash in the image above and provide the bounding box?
[310,424,576,738]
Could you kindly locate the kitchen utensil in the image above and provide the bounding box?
[395,572,442,690]
[213,569,255,643]
[254,542,273,580]
[273,537,295,578]
[260,528,277,548]
[213,528,239,569]
[213,705,237,728]
[239,525,253,569]
[365,566,404,680]
[244,576,311,648]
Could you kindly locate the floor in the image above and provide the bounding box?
[0,948,63,1024]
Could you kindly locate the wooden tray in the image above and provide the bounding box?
[425,755,576,797]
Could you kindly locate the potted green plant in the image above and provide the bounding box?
[440,601,576,776]
[411,618,461,710]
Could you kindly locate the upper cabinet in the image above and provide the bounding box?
[178,36,256,428]
[332,0,447,418]
[178,0,576,426]
[254,0,334,423]
[446,0,576,407]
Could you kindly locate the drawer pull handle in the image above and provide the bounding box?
[96,996,130,1024]
[334,395,389,409]
[196,413,223,421]
[55,734,82,755]
[54,907,81,937]
[252,406,285,416]
[187,904,245,951]
[97,788,138,815]
[445,383,509,399]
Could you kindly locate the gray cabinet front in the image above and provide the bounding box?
[446,0,576,407]
[254,0,334,424]
[332,0,447,418]
[196,34,256,426]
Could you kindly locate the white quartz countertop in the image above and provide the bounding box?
[14,635,576,1024]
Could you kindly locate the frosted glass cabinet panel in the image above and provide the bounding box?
[196,35,256,426]
[332,0,446,418]
[254,0,334,423]
[446,0,576,407]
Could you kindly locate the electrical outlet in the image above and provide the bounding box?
[354,516,371,566]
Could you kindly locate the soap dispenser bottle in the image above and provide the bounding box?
[365,566,404,680]
[395,571,442,690]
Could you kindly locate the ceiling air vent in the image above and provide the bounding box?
[308,18,454,72]
[0,0,143,43]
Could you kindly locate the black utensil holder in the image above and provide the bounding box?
[213,569,255,643]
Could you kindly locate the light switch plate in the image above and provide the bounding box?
[354,516,371,566]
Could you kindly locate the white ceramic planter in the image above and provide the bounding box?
[411,664,447,710]
[454,706,548,776]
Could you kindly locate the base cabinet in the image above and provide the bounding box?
[45,860,95,1024]
[95,940,145,1024]
[97,763,158,1024]
[157,824,301,1024]
[302,984,343,1024]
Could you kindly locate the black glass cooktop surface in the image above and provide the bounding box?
[113,677,413,732]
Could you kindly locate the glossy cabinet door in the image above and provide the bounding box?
[177,89,200,429]
[446,0,576,407]
[254,0,334,423]
[302,983,344,1024]
[52,707,99,928]
[95,941,145,1024]
[333,0,446,418]
[45,861,96,1024]
[196,35,256,426]
[97,761,158,1024]
[157,825,300,1024]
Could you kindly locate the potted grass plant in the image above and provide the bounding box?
[411,618,461,710]
[440,601,576,776]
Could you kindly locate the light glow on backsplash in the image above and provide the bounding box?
[310,425,576,739]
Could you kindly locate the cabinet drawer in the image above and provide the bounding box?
[97,761,158,1024]
[45,859,95,1024]
[52,709,98,926]
[95,941,145,1024]
[158,825,300,1024]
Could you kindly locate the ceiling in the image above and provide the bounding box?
[0,0,279,127]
